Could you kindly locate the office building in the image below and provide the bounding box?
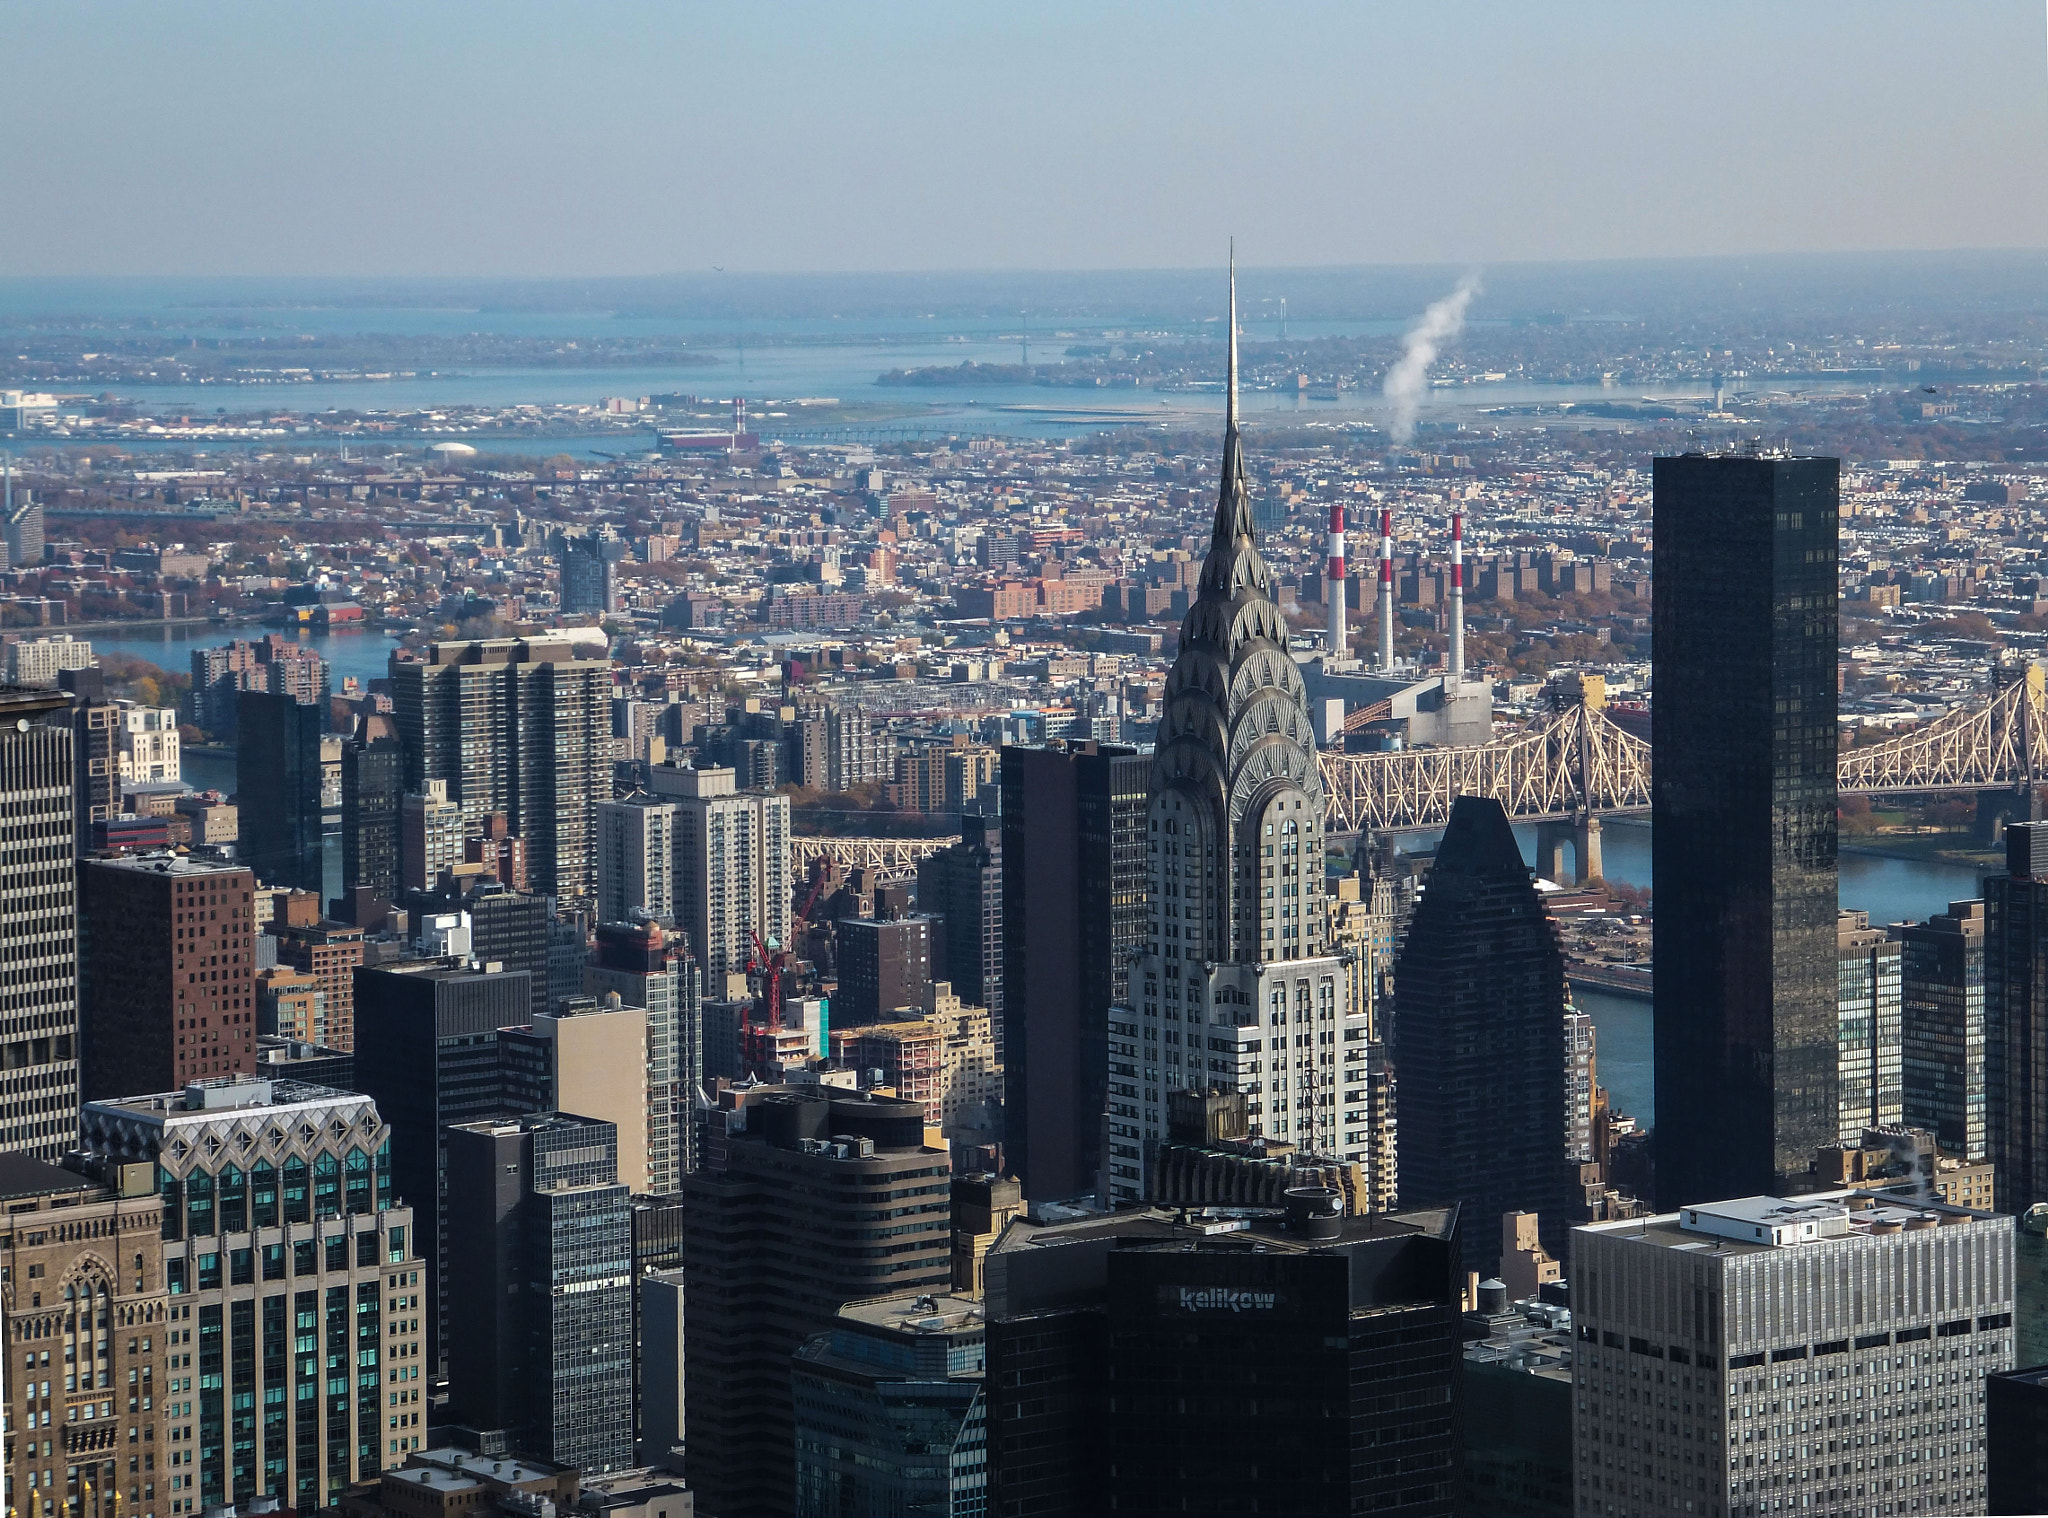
[67,672,122,847]
[0,686,79,1159]
[256,1033,354,1091]
[999,739,1148,1202]
[1572,1191,2014,1518]
[352,959,533,1371]
[390,638,611,898]
[341,719,403,908]
[271,919,365,1053]
[1394,794,1578,1271]
[833,913,932,1024]
[401,875,550,1017]
[649,765,789,993]
[792,1292,987,1518]
[982,1198,1463,1515]
[76,1077,427,1512]
[445,1112,633,1473]
[399,781,463,897]
[1988,1365,2048,1515]
[238,689,325,893]
[639,1268,686,1466]
[192,636,329,740]
[596,793,677,925]
[0,1152,170,1518]
[916,814,1003,1048]
[1900,899,1989,1161]
[1461,1280,1574,1518]
[591,918,701,1184]
[682,1087,949,1518]
[1988,823,2048,1210]
[1838,909,1904,1142]
[1652,452,1840,1207]
[553,526,623,617]
[80,855,257,1099]
[500,996,652,1193]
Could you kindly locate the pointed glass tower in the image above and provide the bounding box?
[1104,258,1374,1205]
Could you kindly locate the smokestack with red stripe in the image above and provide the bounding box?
[1377,507,1395,672]
[1326,497,1347,658]
[1448,507,1466,680]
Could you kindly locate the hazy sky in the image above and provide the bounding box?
[8,2,2048,277]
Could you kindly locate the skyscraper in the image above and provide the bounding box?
[982,1199,1464,1516]
[76,1076,427,1511]
[399,781,463,895]
[80,854,257,1098]
[445,1111,634,1473]
[1652,452,1840,1207]
[499,996,651,1192]
[1899,899,1988,1160]
[351,958,533,1371]
[1108,263,1362,1206]
[999,739,1149,1203]
[552,526,624,617]
[1988,823,2048,1209]
[649,764,790,994]
[596,792,677,924]
[0,686,79,1159]
[192,636,328,741]
[682,1087,949,1518]
[1572,1191,2014,1518]
[389,638,611,898]
[1393,794,1578,1270]
[340,717,403,907]
[834,914,932,1024]
[591,917,701,1184]
[1837,908,1903,1143]
[792,1293,988,1518]
[917,813,1003,1048]
[237,688,325,892]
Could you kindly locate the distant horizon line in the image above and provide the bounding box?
[4,246,2048,284]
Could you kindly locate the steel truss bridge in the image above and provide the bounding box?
[788,665,2048,878]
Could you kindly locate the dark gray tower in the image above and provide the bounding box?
[1393,794,1577,1271]
[1652,452,1840,1208]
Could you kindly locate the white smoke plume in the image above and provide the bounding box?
[1382,273,1482,445]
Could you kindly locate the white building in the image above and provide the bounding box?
[649,764,789,995]
[1572,1192,2015,1518]
[400,780,464,895]
[595,792,677,925]
[118,702,181,783]
[6,634,91,687]
[1106,270,1371,1204]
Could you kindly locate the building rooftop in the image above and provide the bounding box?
[1579,1190,1998,1255]
[837,1290,985,1336]
[1464,1295,1575,1384]
[0,1152,96,1203]
[386,1447,568,1490]
[87,850,249,878]
[988,1201,1458,1259]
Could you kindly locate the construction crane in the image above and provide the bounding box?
[739,869,833,1078]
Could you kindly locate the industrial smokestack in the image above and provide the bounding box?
[1448,508,1465,681]
[1377,507,1395,672]
[1326,497,1347,659]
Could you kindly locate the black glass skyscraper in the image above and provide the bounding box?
[236,687,325,892]
[1392,794,1577,1271]
[340,719,403,909]
[1652,452,1839,1208]
[999,740,1149,1202]
[1987,822,2048,1210]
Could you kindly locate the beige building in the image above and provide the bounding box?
[500,996,651,1192]
[255,965,322,1044]
[0,1154,170,1518]
[117,704,181,784]
[829,983,1001,1144]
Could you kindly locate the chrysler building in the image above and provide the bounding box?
[1103,259,1374,1203]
